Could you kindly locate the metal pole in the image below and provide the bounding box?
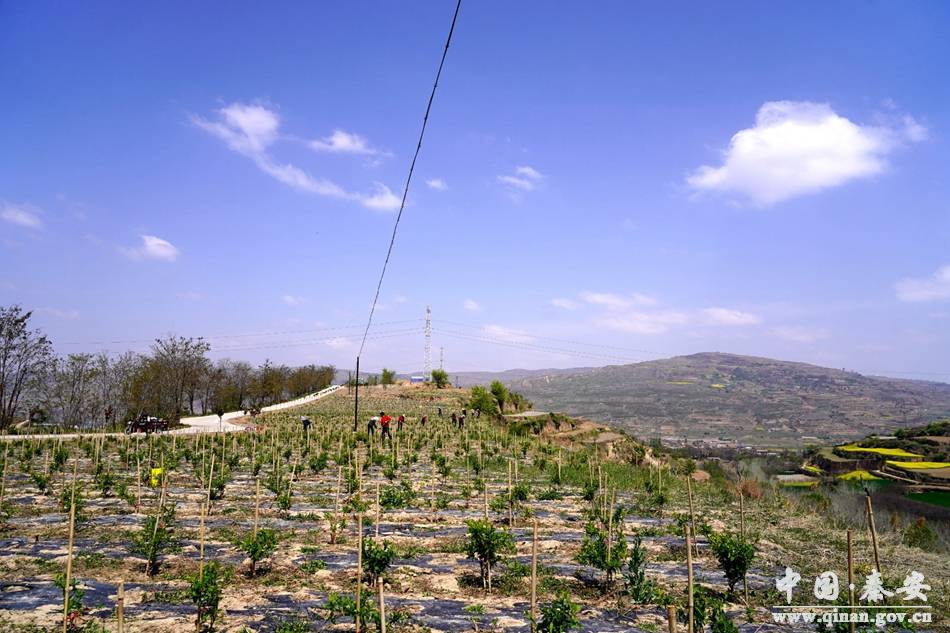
[353,356,360,432]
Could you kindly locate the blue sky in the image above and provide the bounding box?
[2,1,949,380]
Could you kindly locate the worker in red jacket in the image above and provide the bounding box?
[379,411,393,443]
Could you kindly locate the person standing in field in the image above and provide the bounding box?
[420,414,427,427]
[458,413,465,430]
[451,412,457,427]
[397,414,405,432]
[367,416,378,437]
[380,411,393,443]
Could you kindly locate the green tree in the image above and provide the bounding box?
[361,538,397,586]
[189,561,223,632]
[490,380,509,414]
[430,368,449,389]
[239,528,279,575]
[465,519,514,593]
[380,368,396,386]
[708,531,756,595]
[469,386,498,416]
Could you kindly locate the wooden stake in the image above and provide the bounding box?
[375,481,381,538]
[199,502,207,574]
[685,525,694,633]
[686,475,698,558]
[667,605,677,633]
[356,514,363,633]
[62,459,78,633]
[117,580,125,633]
[253,477,261,537]
[378,577,387,633]
[865,495,881,573]
[483,482,489,520]
[530,519,538,632]
[847,529,855,633]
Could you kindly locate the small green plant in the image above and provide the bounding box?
[30,471,52,495]
[903,517,937,550]
[575,508,628,593]
[380,480,415,509]
[624,535,660,603]
[538,592,581,632]
[54,572,84,630]
[465,519,515,593]
[239,528,279,575]
[188,561,222,631]
[130,505,176,576]
[708,531,756,595]
[361,538,397,587]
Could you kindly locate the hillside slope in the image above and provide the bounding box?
[500,352,950,447]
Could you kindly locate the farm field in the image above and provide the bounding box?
[0,385,947,632]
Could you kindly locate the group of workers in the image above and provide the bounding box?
[300,405,482,445]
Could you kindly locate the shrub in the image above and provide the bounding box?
[708,531,755,594]
[361,538,397,587]
[130,505,176,576]
[239,528,279,575]
[576,516,628,592]
[538,592,581,633]
[30,471,52,495]
[465,519,515,593]
[380,480,416,510]
[54,572,84,626]
[624,535,660,603]
[430,369,450,389]
[188,561,222,631]
[903,517,937,550]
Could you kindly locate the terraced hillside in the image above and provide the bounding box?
[500,353,950,447]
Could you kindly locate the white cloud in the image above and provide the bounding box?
[895,265,950,303]
[1,203,43,229]
[325,336,351,349]
[580,291,657,310]
[282,294,304,306]
[596,310,689,335]
[192,102,400,211]
[393,295,408,304]
[550,298,578,310]
[687,101,926,206]
[497,165,543,191]
[703,307,762,326]
[122,235,179,262]
[426,178,448,191]
[481,324,536,344]
[463,298,483,312]
[41,307,80,320]
[359,183,402,211]
[773,326,830,343]
[309,129,382,155]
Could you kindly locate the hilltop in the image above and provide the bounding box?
[464,352,950,448]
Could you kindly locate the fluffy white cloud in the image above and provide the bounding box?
[596,310,689,335]
[550,298,578,310]
[498,165,543,191]
[481,324,535,344]
[192,102,400,211]
[463,298,483,312]
[773,326,830,343]
[580,291,657,310]
[703,307,762,326]
[895,265,950,302]
[41,307,80,320]
[1,203,43,229]
[282,294,304,306]
[325,336,351,349]
[309,129,382,155]
[426,178,448,191]
[687,101,925,206]
[122,235,179,262]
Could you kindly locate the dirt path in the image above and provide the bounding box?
[0,384,343,442]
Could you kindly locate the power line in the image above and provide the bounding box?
[357,0,461,357]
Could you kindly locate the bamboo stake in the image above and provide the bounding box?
[378,576,387,633]
[62,459,78,633]
[356,514,363,633]
[686,475,698,558]
[865,495,881,573]
[205,452,216,516]
[0,445,8,509]
[508,460,514,529]
[667,605,677,633]
[117,580,125,633]
[483,482,489,520]
[253,477,261,537]
[530,519,538,632]
[740,490,749,604]
[847,529,855,633]
[685,525,694,633]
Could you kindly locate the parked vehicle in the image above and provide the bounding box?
[125,415,169,434]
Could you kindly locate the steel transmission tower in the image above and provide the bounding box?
[424,305,432,380]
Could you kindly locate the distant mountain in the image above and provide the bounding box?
[473,353,950,448]
[451,366,598,388]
